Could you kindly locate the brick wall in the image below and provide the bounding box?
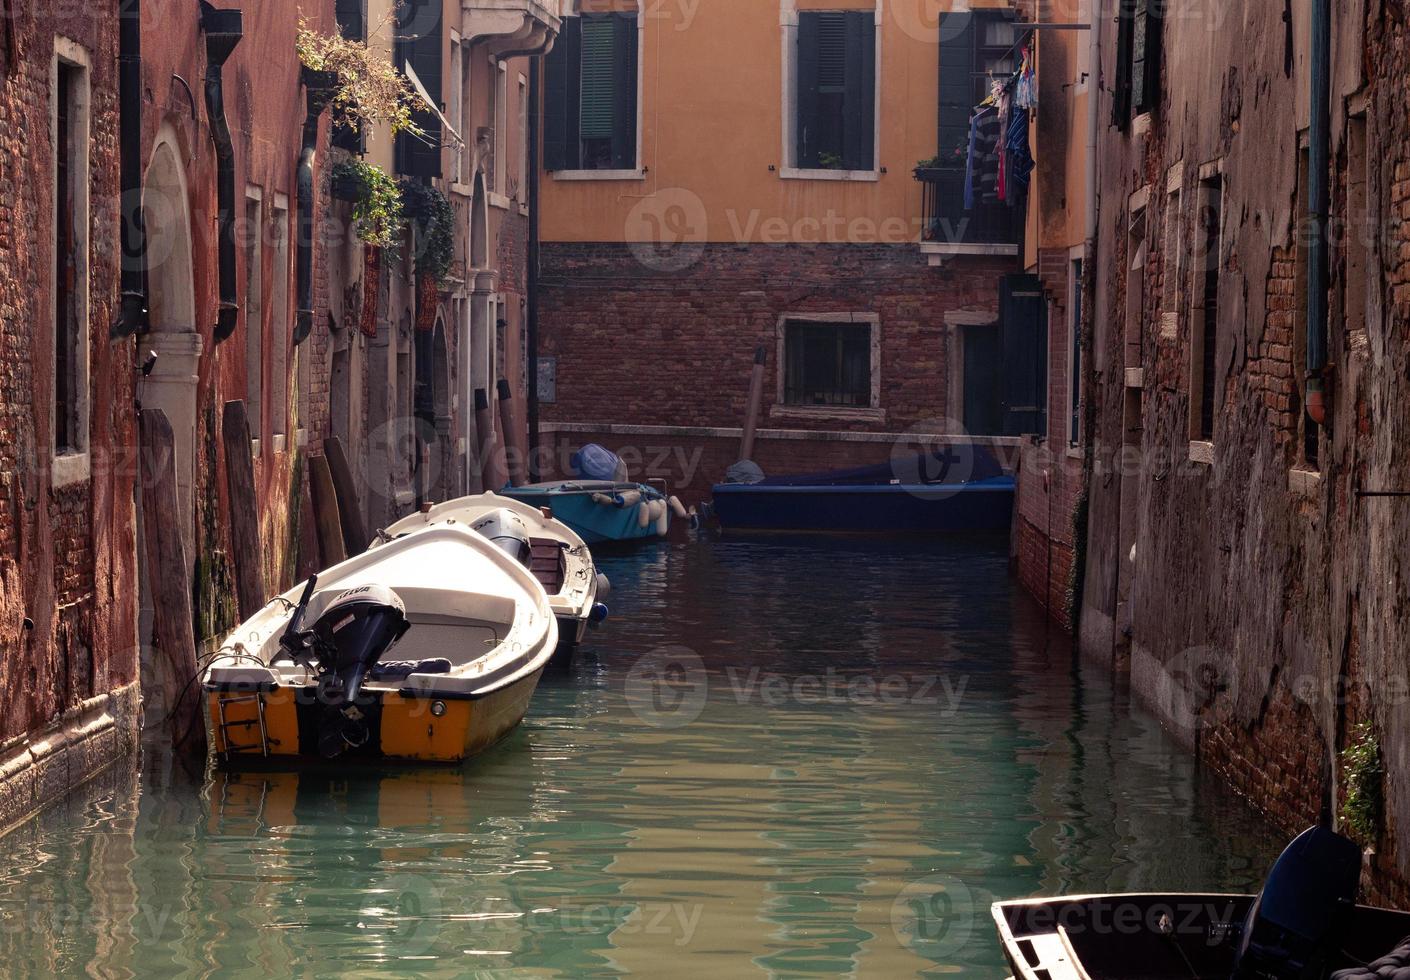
[539,242,1014,436]
[0,7,137,746]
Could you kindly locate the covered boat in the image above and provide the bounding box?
[992,826,1410,980]
[711,446,1015,533]
[500,480,674,544]
[203,523,557,764]
[376,492,610,656]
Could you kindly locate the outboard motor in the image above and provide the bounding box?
[471,508,533,564]
[284,583,410,758]
[1231,825,1363,979]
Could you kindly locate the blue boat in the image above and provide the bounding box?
[710,448,1015,533]
[500,481,670,545]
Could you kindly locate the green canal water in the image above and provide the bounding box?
[0,535,1282,977]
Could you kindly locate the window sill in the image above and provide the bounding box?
[778,166,880,183]
[518,202,529,217]
[449,181,475,198]
[1066,445,1084,460]
[1289,466,1322,498]
[1188,440,1214,465]
[52,452,91,489]
[272,434,288,455]
[488,191,512,211]
[549,169,645,182]
[251,437,261,460]
[1132,112,1152,136]
[919,241,1020,257]
[770,404,885,424]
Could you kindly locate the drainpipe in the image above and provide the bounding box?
[295,68,338,346]
[112,0,148,338]
[1085,0,1100,244]
[1306,0,1331,423]
[526,60,541,480]
[200,1,243,343]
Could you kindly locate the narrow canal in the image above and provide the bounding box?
[0,535,1281,977]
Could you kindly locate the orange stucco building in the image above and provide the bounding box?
[533,0,1051,503]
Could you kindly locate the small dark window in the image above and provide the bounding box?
[1195,177,1222,442]
[55,61,82,456]
[394,0,443,178]
[796,11,875,171]
[1113,0,1162,128]
[1069,258,1083,446]
[783,320,872,408]
[544,13,638,171]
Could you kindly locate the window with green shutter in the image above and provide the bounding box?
[544,13,638,171]
[795,11,875,171]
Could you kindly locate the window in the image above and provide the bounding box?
[517,74,529,203]
[1125,195,1147,371]
[448,36,463,182]
[782,318,873,408]
[395,0,443,178]
[1113,0,1163,128]
[544,12,639,172]
[269,199,290,442]
[938,10,1017,163]
[1345,115,1369,350]
[1189,171,1222,444]
[494,58,508,194]
[52,43,90,484]
[794,10,875,172]
[1069,258,1084,446]
[244,191,263,444]
[1161,167,1182,336]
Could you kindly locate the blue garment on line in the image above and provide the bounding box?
[1006,107,1034,192]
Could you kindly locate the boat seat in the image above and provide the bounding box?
[528,538,566,593]
[1331,936,1410,980]
[369,658,452,681]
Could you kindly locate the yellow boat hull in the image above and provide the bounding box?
[206,665,546,764]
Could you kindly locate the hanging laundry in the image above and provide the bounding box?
[1014,42,1037,110]
[1005,106,1034,197]
[996,89,1012,202]
[965,106,1002,208]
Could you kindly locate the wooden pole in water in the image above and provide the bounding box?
[307,453,347,567]
[221,401,265,622]
[138,409,204,754]
[739,344,767,461]
[476,387,509,492]
[498,379,527,487]
[323,435,368,556]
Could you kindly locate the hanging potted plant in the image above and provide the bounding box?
[295,19,425,140]
[327,160,404,339]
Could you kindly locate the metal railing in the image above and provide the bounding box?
[915,166,1024,246]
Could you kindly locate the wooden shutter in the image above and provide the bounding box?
[937,13,976,161]
[543,18,574,170]
[796,13,821,168]
[611,13,638,169]
[1135,0,1163,114]
[396,0,442,178]
[842,10,875,171]
[1112,0,1135,128]
[1000,273,1048,437]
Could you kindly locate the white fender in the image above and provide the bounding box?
[668,495,689,520]
[591,492,615,506]
[637,501,652,528]
[615,489,642,508]
[655,500,669,536]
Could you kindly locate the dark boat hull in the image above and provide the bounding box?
[711,477,1015,532]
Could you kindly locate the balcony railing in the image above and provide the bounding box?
[915,166,1023,247]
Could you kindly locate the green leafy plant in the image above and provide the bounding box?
[1341,721,1384,847]
[915,155,944,170]
[399,178,456,285]
[296,18,424,139]
[818,151,845,170]
[332,159,404,251]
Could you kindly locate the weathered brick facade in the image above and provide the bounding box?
[1079,0,1410,900]
[0,5,139,822]
[538,242,1016,495]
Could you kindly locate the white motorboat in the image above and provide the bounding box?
[203,523,558,764]
[376,491,610,658]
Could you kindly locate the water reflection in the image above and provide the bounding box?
[0,536,1279,977]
